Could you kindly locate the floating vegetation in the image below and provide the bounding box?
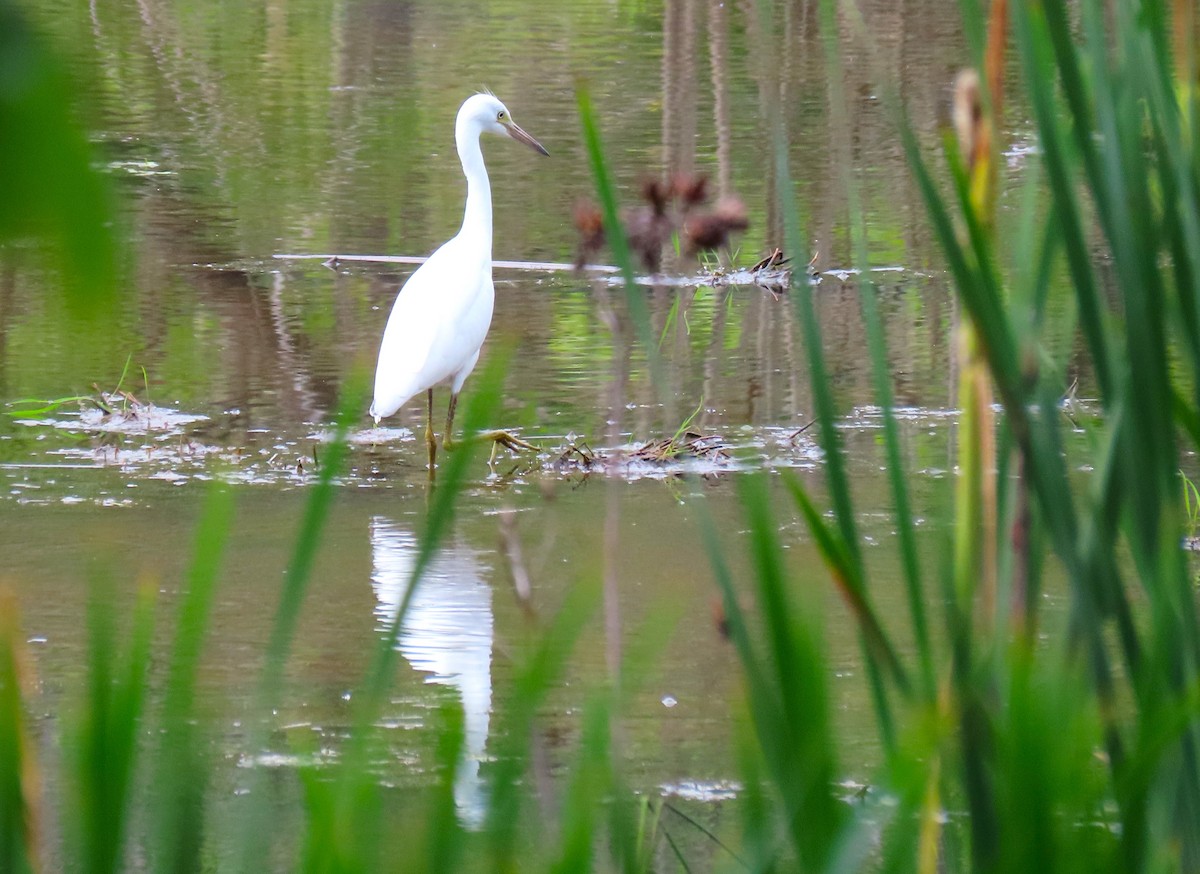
[547,435,600,473]
[530,429,733,481]
[629,429,730,464]
[2,405,961,500]
[658,780,742,803]
[8,354,206,436]
[272,244,936,296]
[4,394,94,417]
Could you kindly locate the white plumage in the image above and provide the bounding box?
[370,93,547,468]
[370,237,493,420]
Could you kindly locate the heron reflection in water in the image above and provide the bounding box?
[369,517,493,827]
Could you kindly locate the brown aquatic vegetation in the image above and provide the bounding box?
[682,196,748,255]
[670,171,708,209]
[572,171,749,273]
[535,430,731,477]
[749,247,789,273]
[548,436,600,473]
[630,429,730,463]
[571,200,605,271]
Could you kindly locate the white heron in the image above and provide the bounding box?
[370,93,548,468]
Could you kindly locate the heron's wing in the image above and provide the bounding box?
[371,241,493,419]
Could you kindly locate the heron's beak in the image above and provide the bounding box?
[504,120,549,157]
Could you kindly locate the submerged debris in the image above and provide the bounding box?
[749,247,789,273]
[537,429,732,478]
[631,429,730,464]
[549,436,600,473]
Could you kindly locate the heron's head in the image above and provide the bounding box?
[458,93,549,156]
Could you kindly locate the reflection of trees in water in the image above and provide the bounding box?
[654,0,957,418]
[656,0,967,269]
[63,0,963,433]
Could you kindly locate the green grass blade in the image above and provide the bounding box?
[575,80,664,395]
[734,474,846,869]
[0,1,118,312]
[484,588,596,869]
[75,577,155,874]
[358,358,501,716]
[260,373,367,702]
[236,372,368,870]
[895,111,1023,412]
[548,700,612,874]
[819,0,932,698]
[783,473,910,701]
[3,396,92,416]
[292,358,508,870]
[0,593,35,874]
[154,483,235,873]
[1011,0,1114,399]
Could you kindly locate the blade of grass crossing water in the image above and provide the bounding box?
[766,35,908,748]
[895,116,1023,410]
[696,485,844,869]
[358,357,502,719]
[1041,0,1115,243]
[423,704,467,874]
[155,483,235,874]
[262,372,368,702]
[822,0,933,698]
[297,359,503,872]
[238,374,367,872]
[548,701,613,874]
[1011,0,1115,398]
[783,474,909,698]
[952,0,986,73]
[575,81,664,395]
[0,593,35,874]
[75,577,155,874]
[484,584,597,870]
[736,474,845,870]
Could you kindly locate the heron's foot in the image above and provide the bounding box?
[480,430,536,452]
[443,430,535,459]
[483,431,535,466]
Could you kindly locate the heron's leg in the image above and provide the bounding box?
[443,392,460,452]
[425,388,437,470]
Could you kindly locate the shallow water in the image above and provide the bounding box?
[1,0,1073,864]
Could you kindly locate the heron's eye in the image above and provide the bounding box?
[497,111,506,121]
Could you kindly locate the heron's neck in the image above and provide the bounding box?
[456,127,492,259]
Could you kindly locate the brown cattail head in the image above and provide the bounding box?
[683,196,748,254]
[624,205,672,273]
[572,199,606,271]
[711,596,730,641]
[641,177,672,215]
[573,199,604,240]
[953,68,985,173]
[671,172,709,210]
[713,197,748,230]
